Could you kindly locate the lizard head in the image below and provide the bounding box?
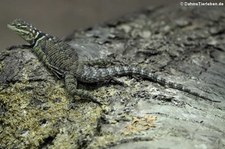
[7,19,40,44]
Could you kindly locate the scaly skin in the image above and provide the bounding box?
[7,19,218,104]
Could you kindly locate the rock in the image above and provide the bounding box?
[1,5,225,149]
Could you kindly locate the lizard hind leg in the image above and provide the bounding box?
[64,73,102,106]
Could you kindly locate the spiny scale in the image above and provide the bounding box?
[7,19,217,104]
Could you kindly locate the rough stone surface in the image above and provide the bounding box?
[0,6,225,149]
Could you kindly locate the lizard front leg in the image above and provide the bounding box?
[65,72,102,106]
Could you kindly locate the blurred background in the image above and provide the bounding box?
[0,0,179,49]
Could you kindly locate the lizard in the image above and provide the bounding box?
[7,19,218,105]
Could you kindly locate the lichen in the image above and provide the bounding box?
[121,115,157,135]
[0,74,105,148]
[0,81,70,148]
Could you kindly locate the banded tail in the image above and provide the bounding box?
[78,65,217,102]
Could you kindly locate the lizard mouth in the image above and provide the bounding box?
[7,24,17,31]
[7,24,30,35]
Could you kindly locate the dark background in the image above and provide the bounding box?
[0,0,179,49]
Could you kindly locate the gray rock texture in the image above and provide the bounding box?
[0,6,225,149]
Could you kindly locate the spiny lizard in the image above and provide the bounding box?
[7,19,217,105]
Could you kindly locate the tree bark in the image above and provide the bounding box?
[0,5,225,149]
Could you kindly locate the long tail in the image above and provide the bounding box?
[78,65,218,102]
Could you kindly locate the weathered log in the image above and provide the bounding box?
[0,6,225,149]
